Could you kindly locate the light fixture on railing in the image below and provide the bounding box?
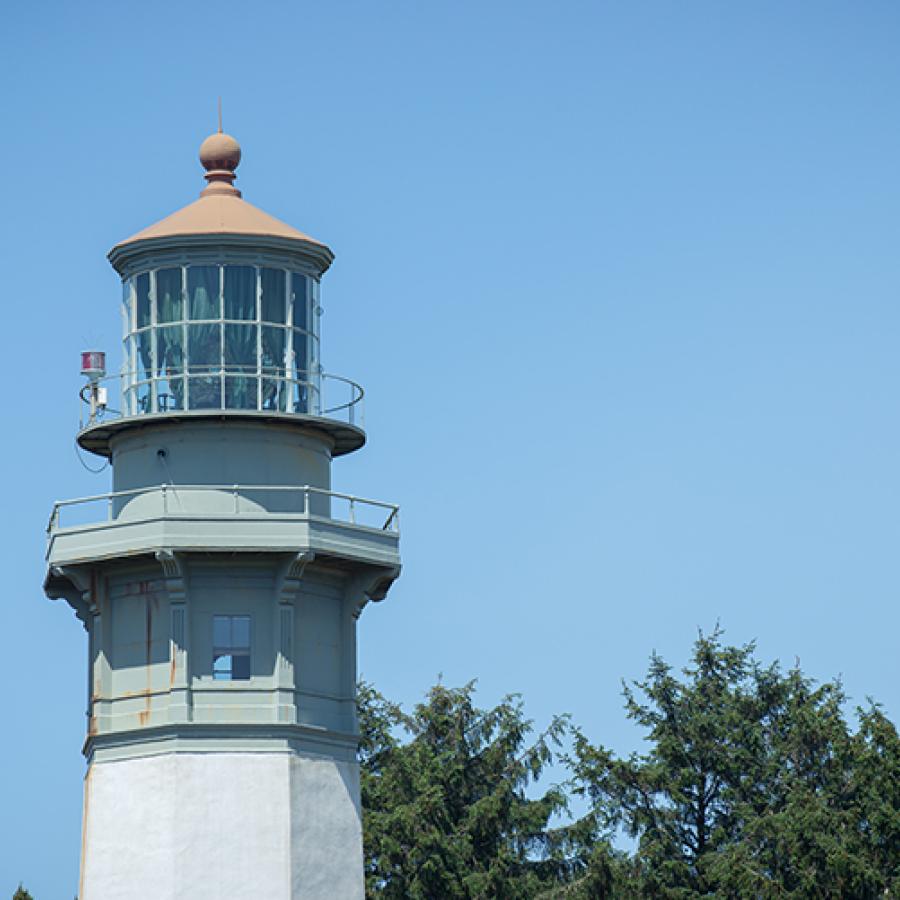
[81,350,106,381]
[81,350,108,422]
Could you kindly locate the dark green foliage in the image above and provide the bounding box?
[570,627,900,898]
[359,680,588,898]
[359,630,899,898]
[13,887,33,900]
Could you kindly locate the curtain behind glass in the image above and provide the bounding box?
[187,266,221,408]
[261,326,286,411]
[224,266,256,320]
[156,325,184,410]
[262,268,286,323]
[137,332,153,407]
[122,279,133,334]
[292,328,311,413]
[291,274,308,331]
[136,273,151,329]
[225,323,258,409]
[157,268,183,323]
[188,266,219,319]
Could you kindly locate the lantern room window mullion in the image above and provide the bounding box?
[219,264,225,410]
[286,271,295,413]
[256,266,263,410]
[149,269,157,414]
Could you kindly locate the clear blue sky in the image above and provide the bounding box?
[3,1,900,895]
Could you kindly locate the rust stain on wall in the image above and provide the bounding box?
[141,594,154,727]
[119,688,154,700]
[146,596,153,665]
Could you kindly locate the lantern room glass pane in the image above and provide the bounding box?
[291,274,308,332]
[261,268,286,323]
[225,374,258,409]
[261,327,287,411]
[188,373,221,409]
[188,324,220,372]
[224,266,256,321]
[156,324,185,410]
[188,266,220,320]
[188,322,221,408]
[123,334,134,378]
[137,331,153,381]
[156,325,185,375]
[134,382,152,415]
[293,328,309,376]
[261,377,285,411]
[122,280,134,333]
[159,379,183,411]
[224,324,257,370]
[156,268,183,323]
[136,273,151,328]
[261,326,285,372]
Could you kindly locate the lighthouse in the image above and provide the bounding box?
[44,128,401,899]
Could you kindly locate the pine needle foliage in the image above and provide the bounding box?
[359,631,900,898]
[570,627,900,898]
[358,680,587,899]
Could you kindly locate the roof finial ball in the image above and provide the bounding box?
[199,128,242,198]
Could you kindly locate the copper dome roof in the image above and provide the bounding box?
[111,129,330,258]
[116,192,326,247]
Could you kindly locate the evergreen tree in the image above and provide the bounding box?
[570,628,900,898]
[12,886,33,900]
[359,680,586,898]
[359,629,900,898]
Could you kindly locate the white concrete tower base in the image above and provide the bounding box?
[80,752,364,900]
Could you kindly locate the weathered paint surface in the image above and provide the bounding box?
[80,751,363,899]
[81,561,358,740]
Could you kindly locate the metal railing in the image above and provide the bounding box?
[48,484,400,534]
[79,368,365,430]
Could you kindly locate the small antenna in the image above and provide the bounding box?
[217,96,223,133]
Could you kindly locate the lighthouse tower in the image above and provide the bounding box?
[44,129,400,899]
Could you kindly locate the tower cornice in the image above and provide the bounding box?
[108,232,335,278]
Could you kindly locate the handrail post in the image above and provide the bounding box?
[349,497,356,525]
[233,484,239,515]
[107,495,113,521]
[382,506,399,532]
[162,484,168,516]
[302,486,308,516]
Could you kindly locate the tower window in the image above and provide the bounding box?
[212,614,251,680]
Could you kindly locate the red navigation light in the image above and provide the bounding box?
[81,350,106,381]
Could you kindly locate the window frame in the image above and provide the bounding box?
[212,613,252,682]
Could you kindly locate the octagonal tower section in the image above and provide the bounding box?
[44,130,400,900]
